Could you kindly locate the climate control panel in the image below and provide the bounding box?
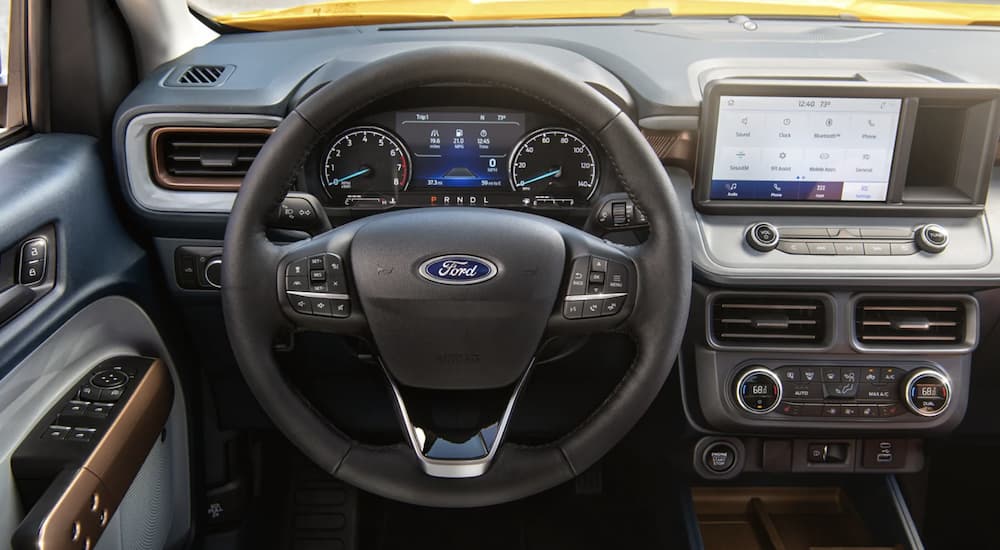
[733,364,952,420]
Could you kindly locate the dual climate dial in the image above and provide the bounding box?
[322,126,598,200]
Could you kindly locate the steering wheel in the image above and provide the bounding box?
[222,46,690,508]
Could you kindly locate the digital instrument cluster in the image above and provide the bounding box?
[318,110,599,208]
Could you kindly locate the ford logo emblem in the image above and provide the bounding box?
[418,255,498,285]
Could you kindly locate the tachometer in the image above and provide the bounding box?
[322,126,410,195]
[509,128,598,203]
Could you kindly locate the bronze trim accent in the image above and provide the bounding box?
[149,126,274,191]
[36,359,174,550]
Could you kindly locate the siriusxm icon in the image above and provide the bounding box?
[418,255,498,285]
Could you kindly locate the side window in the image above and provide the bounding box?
[0,0,24,135]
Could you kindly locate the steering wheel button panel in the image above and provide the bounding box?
[284,253,352,318]
[562,255,631,319]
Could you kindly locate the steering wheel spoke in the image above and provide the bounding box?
[384,361,533,479]
[546,228,640,334]
[275,227,368,335]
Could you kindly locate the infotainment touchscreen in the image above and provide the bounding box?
[709,96,903,202]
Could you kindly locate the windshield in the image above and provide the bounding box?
[191,0,1000,31]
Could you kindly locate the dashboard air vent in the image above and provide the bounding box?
[170,65,233,87]
[710,295,827,346]
[149,127,273,190]
[855,298,967,346]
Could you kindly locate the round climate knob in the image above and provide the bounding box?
[746,223,780,252]
[904,368,952,417]
[916,224,949,254]
[734,366,782,414]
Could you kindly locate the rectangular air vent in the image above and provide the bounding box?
[710,295,828,346]
[149,127,273,190]
[855,297,969,347]
[167,65,234,87]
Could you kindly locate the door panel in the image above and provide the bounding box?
[0,134,191,549]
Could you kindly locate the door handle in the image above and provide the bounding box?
[0,284,35,326]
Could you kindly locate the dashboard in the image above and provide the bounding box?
[110,17,1000,480]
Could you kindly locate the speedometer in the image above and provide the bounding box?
[509,128,598,202]
[322,126,410,195]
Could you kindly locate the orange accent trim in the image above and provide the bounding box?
[149,126,274,191]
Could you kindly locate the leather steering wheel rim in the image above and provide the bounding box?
[222,45,691,508]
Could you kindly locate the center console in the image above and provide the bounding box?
[683,78,999,480]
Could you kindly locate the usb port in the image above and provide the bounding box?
[876,453,893,463]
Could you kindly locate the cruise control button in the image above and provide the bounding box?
[602,296,626,316]
[289,294,312,314]
[308,255,325,269]
[582,299,603,318]
[310,270,326,282]
[563,301,583,319]
[567,258,589,296]
[286,258,309,277]
[311,298,333,317]
[310,282,330,292]
[323,254,344,273]
[327,273,347,293]
[286,276,309,291]
[330,299,350,318]
[604,262,628,293]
